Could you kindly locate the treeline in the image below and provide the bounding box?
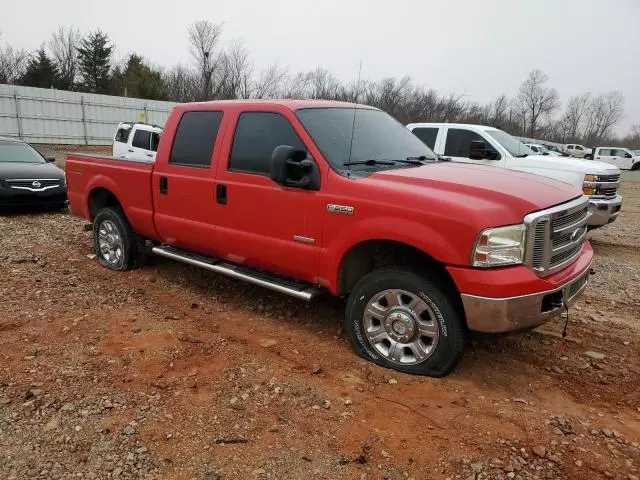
[1,23,638,148]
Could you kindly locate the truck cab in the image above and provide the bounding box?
[113,122,162,162]
[593,147,640,170]
[407,123,622,228]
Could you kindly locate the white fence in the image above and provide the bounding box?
[0,84,179,145]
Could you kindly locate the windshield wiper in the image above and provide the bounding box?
[343,159,397,167]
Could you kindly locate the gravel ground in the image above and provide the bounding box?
[1,151,639,479]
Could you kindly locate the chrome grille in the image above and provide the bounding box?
[598,174,620,182]
[597,187,617,197]
[6,178,62,188]
[525,196,590,276]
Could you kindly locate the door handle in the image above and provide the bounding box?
[128,149,134,152]
[216,184,227,205]
[159,176,168,195]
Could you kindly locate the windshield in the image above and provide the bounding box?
[296,107,436,170]
[487,130,534,157]
[0,141,46,164]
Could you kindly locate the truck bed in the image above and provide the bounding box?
[65,153,158,240]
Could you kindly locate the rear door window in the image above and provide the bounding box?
[411,127,439,149]
[169,111,223,167]
[115,127,131,143]
[132,129,152,150]
[229,111,305,176]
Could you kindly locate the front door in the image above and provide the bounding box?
[214,109,324,284]
[440,127,505,167]
[152,110,226,255]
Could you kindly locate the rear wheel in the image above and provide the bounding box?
[92,207,144,271]
[345,267,465,377]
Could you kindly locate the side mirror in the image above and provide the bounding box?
[469,140,498,160]
[625,153,633,158]
[45,156,56,163]
[270,145,320,191]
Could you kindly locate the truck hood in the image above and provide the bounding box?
[372,162,582,214]
[522,155,620,175]
[0,161,65,181]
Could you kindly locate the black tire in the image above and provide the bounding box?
[632,163,640,171]
[92,207,144,271]
[345,267,465,377]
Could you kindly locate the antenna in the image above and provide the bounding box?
[346,59,363,168]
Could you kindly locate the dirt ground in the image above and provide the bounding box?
[1,148,639,480]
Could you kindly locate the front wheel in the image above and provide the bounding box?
[345,267,466,377]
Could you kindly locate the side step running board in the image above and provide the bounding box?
[152,245,322,302]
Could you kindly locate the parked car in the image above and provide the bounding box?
[524,143,562,156]
[592,147,640,170]
[542,144,569,157]
[407,123,622,228]
[67,100,594,377]
[113,122,162,161]
[563,143,593,159]
[0,136,67,209]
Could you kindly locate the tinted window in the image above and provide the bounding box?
[132,129,151,149]
[151,132,160,152]
[567,145,574,149]
[229,112,305,175]
[412,127,438,149]
[599,148,610,156]
[170,111,223,167]
[575,145,584,151]
[115,127,131,143]
[445,128,498,158]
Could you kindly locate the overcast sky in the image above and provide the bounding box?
[1,0,639,133]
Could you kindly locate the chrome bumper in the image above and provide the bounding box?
[587,195,622,227]
[460,264,591,333]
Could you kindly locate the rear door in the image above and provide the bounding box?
[411,126,440,150]
[152,110,226,254]
[130,128,154,161]
[607,149,633,169]
[113,125,131,158]
[440,127,505,167]
[213,108,324,284]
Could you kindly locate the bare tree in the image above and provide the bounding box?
[584,91,624,143]
[0,36,27,84]
[216,40,252,99]
[491,94,510,126]
[559,93,591,141]
[49,26,80,90]
[163,64,199,102]
[188,20,224,101]
[517,69,560,137]
[253,63,289,98]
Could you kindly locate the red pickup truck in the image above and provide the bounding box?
[66,100,593,377]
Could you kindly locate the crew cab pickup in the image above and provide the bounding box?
[407,123,622,228]
[113,122,162,161]
[67,101,594,377]
[593,147,640,170]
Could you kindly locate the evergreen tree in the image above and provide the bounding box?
[110,54,168,100]
[76,30,112,93]
[19,47,59,88]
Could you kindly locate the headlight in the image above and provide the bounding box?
[472,224,526,267]
[583,173,598,195]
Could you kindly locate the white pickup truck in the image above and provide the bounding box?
[592,147,640,170]
[112,122,162,161]
[407,123,622,228]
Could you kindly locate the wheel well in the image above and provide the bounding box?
[88,188,122,220]
[337,240,451,293]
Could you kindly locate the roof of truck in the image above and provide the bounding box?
[176,99,376,111]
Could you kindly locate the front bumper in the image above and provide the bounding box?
[587,195,622,227]
[452,243,593,333]
[0,186,68,209]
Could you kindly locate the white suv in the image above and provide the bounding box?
[407,123,622,228]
